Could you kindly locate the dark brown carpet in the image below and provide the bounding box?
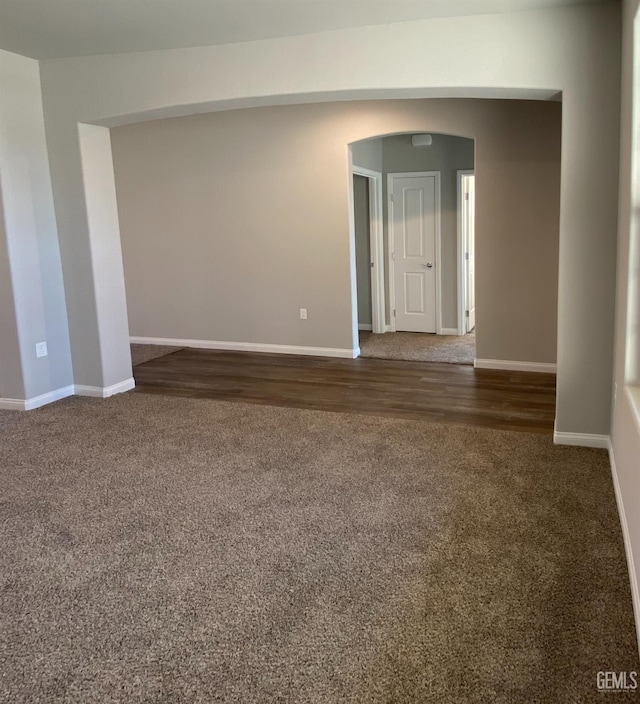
[0,394,637,703]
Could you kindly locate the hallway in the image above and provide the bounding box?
[359,330,475,364]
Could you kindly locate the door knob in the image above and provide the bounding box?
[422,262,433,269]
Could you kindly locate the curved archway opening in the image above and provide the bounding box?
[96,96,560,387]
[348,131,476,365]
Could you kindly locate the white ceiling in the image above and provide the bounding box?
[0,0,613,61]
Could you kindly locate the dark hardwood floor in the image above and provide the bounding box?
[133,348,556,434]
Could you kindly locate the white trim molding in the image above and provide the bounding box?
[0,378,136,411]
[457,169,475,335]
[440,327,460,336]
[608,439,640,658]
[358,323,373,331]
[25,385,76,410]
[130,337,358,359]
[74,378,135,398]
[553,429,609,449]
[0,385,75,411]
[0,397,28,411]
[474,358,557,374]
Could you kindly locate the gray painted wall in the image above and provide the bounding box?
[0,49,71,401]
[351,139,382,173]
[0,184,23,399]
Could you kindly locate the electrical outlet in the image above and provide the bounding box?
[36,341,48,358]
[300,308,308,320]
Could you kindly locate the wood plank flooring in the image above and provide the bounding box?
[133,348,557,434]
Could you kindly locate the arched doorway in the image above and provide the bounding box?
[349,132,476,365]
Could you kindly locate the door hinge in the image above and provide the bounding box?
[370,261,374,268]
[393,309,396,317]
[465,310,469,317]
[391,252,395,261]
[390,193,394,202]
[465,192,470,201]
[465,252,469,260]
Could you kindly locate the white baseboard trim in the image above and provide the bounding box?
[608,439,640,658]
[25,385,76,410]
[553,429,609,449]
[0,397,27,410]
[130,336,358,359]
[0,385,75,411]
[440,327,460,336]
[358,324,372,331]
[1,378,136,411]
[474,358,557,374]
[384,325,393,333]
[75,378,135,398]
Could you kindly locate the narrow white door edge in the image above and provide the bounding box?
[553,429,609,448]
[457,169,475,336]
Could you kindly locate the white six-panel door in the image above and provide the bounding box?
[461,172,476,332]
[389,173,440,333]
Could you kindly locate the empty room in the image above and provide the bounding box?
[1,1,639,702]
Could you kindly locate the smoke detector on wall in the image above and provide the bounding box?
[411,134,433,147]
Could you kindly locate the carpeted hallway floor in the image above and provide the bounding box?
[359,330,476,364]
[1,393,638,703]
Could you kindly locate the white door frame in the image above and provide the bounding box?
[350,164,385,335]
[387,171,442,334]
[457,169,474,335]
